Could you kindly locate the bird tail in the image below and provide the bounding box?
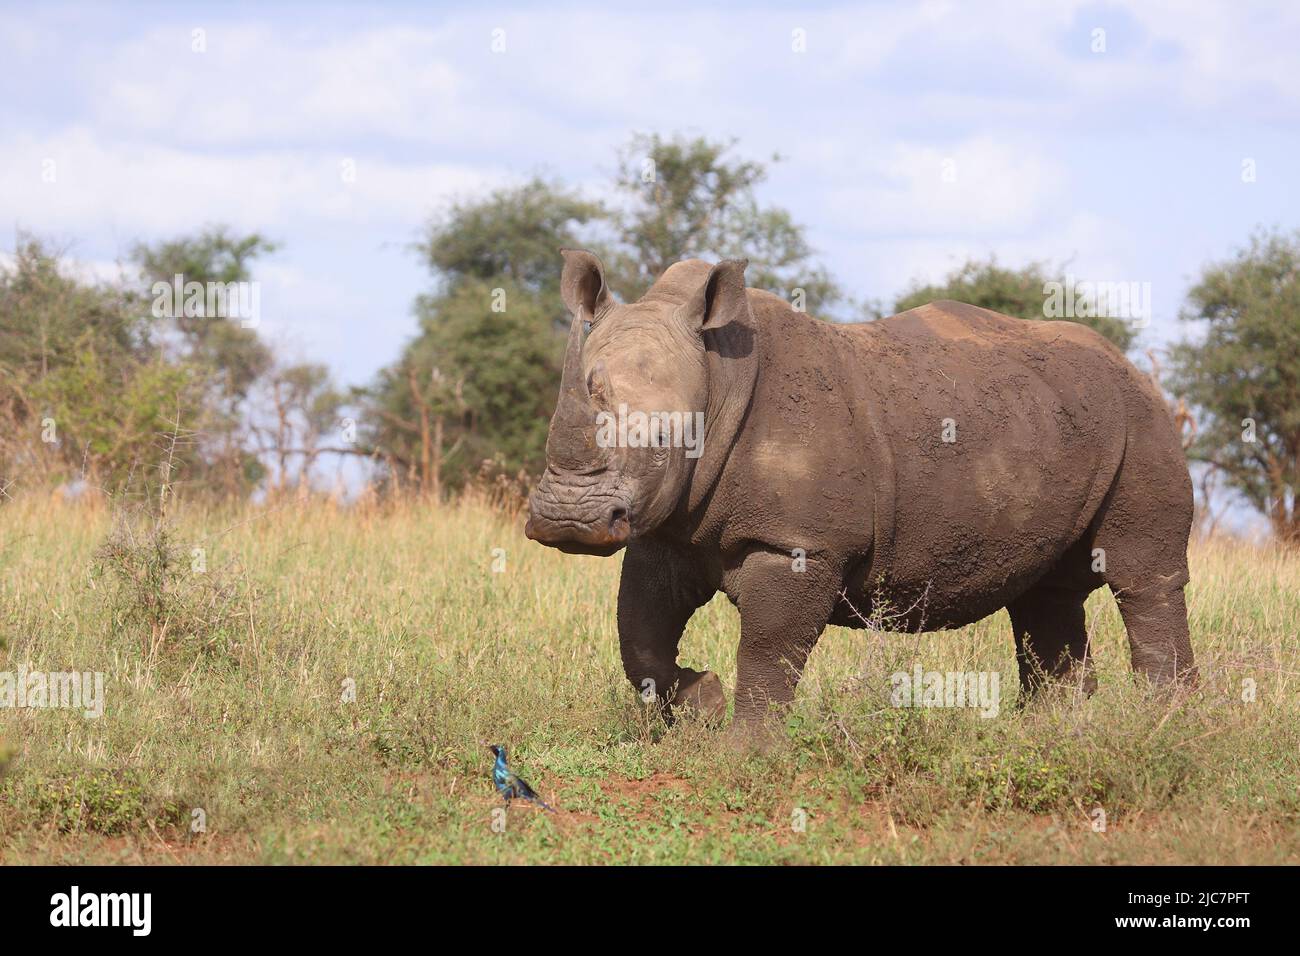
[531,795,556,813]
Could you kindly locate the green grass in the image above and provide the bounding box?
[1,493,1298,864]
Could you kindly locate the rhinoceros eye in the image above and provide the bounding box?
[586,371,605,401]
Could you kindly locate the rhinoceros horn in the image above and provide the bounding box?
[545,250,615,472]
[545,306,603,471]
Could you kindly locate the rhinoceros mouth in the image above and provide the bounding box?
[525,471,632,556]
[524,522,627,555]
[524,508,630,556]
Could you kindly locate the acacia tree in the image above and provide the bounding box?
[133,228,278,497]
[610,133,843,315]
[0,237,204,495]
[254,361,350,496]
[1171,229,1300,543]
[1,228,355,502]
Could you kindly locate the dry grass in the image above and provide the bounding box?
[1,492,1297,864]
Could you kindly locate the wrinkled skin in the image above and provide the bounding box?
[526,250,1196,746]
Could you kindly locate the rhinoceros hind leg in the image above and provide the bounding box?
[1007,583,1095,699]
[1109,580,1196,686]
[1090,468,1197,687]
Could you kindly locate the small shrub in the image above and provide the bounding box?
[11,767,185,836]
[94,508,252,658]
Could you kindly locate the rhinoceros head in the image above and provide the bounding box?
[525,249,753,555]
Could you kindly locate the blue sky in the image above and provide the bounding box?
[2,0,1297,394]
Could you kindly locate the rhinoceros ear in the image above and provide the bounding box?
[559,249,613,323]
[684,259,750,333]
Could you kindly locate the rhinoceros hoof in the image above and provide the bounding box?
[672,670,728,725]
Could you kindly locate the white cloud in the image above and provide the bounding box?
[0,128,510,236]
[1120,0,1300,111]
[91,24,466,147]
[808,136,1066,237]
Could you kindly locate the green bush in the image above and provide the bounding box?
[94,509,252,661]
[7,767,185,836]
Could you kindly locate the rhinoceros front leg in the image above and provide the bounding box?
[617,539,725,723]
[728,550,839,747]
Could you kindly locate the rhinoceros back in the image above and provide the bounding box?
[833,300,1131,627]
